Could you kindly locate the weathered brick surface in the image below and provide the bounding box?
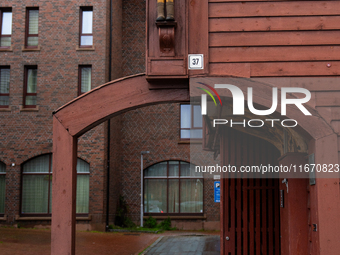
[109,104,220,227]
[1,0,220,230]
[0,0,108,226]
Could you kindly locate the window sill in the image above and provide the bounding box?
[22,46,41,52]
[19,105,39,112]
[15,214,92,221]
[76,46,95,51]
[143,215,206,220]
[0,47,13,52]
[178,140,202,144]
[0,215,7,221]
[0,107,12,112]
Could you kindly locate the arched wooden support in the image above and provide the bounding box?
[51,74,189,255]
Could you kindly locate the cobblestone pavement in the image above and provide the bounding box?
[143,235,220,255]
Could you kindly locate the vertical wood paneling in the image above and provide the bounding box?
[221,127,281,255]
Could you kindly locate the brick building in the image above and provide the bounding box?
[0,0,220,231]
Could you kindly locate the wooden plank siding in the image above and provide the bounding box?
[208,0,340,77]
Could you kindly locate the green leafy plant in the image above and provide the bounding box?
[159,217,172,230]
[144,216,157,228]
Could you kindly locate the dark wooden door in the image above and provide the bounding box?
[220,127,281,255]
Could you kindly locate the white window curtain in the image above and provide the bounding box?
[81,67,91,93]
[27,10,39,46]
[0,162,6,214]
[22,155,50,213]
[144,161,203,214]
[26,68,37,105]
[76,159,90,213]
[0,68,10,106]
[22,155,90,214]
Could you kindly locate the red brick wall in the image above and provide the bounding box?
[0,0,108,226]
[109,103,220,228]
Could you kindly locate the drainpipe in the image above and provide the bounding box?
[141,151,150,227]
[105,0,113,232]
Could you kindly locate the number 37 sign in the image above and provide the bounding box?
[188,54,204,70]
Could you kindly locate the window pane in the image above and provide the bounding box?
[82,11,93,34]
[0,175,5,214]
[1,12,12,35]
[0,162,5,173]
[22,175,49,213]
[25,95,36,106]
[81,67,91,93]
[0,37,11,47]
[180,162,203,177]
[28,10,39,34]
[27,36,38,46]
[144,179,167,213]
[77,158,90,173]
[80,35,93,46]
[76,175,89,213]
[0,96,8,106]
[180,105,191,128]
[180,130,190,139]
[27,69,37,93]
[190,129,202,139]
[168,179,179,213]
[145,162,167,177]
[23,154,50,173]
[193,105,202,128]
[168,161,179,177]
[180,179,203,213]
[0,68,10,104]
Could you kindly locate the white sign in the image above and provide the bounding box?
[214,175,220,180]
[188,54,204,70]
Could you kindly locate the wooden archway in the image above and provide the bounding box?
[52,74,339,255]
[51,74,189,255]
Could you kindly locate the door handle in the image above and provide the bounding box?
[226,236,230,241]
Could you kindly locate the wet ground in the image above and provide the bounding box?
[0,227,219,255]
[143,235,220,255]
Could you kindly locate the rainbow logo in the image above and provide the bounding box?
[197,82,223,108]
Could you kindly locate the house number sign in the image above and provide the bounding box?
[188,54,204,69]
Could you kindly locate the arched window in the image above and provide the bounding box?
[21,154,90,215]
[144,161,203,215]
[0,161,5,215]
